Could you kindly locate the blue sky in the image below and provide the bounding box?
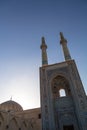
[0,0,87,109]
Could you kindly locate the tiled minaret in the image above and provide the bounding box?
[60,32,71,60]
[40,37,48,66]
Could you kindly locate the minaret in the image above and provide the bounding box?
[60,32,71,60]
[40,37,48,66]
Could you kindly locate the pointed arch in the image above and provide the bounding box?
[23,121,27,127]
[0,112,5,129]
[9,117,19,130]
[0,113,4,121]
[12,118,18,126]
[51,75,71,98]
[21,121,27,130]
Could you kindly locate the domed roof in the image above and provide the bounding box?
[0,100,23,112]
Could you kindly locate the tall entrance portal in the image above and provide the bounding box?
[40,33,87,130]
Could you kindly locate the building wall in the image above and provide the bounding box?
[0,108,42,130]
[40,60,87,130]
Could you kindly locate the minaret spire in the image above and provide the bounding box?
[60,32,71,60]
[40,37,48,66]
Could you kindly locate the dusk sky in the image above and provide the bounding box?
[0,0,87,110]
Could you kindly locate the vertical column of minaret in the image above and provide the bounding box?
[40,37,48,66]
[60,32,71,60]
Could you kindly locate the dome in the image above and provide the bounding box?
[0,100,23,112]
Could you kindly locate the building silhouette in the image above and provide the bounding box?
[0,33,87,130]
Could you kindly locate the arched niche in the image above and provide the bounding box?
[0,113,4,121]
[9,117,19,130]
[21,121,27,130]
[0,113,4,129]
[51,75,71,99]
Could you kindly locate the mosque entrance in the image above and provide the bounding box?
[63,125,74,130]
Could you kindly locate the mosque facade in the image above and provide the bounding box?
[0,33,87,130]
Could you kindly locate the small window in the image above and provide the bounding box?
[38,113,41,119]
[59,89,66,97]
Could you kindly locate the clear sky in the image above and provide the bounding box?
[0,0,87,110]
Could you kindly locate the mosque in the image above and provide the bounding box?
[0,33,87,130]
